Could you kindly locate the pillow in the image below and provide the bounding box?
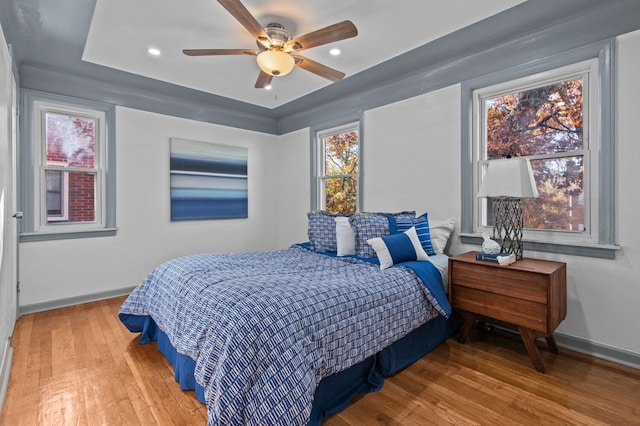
[429,217,456,253]
[392,212,435,256]
[307,211,344,252]
[335,216,355,256]
[349,211,415,258]
[367,227,429,270]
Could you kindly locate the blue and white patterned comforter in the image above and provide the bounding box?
[119,246,449,425]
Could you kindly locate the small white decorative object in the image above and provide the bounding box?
[481,232,501,255]
[497,253,516,266]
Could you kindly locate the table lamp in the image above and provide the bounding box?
[477,157,539,259]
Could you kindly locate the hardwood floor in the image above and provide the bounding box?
[1,297,639,425]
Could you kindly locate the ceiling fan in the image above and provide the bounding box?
[183,0,358,89]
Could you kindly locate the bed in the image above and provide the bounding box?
[119,211,459,425]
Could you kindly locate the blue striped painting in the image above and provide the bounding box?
[170,138,248,221]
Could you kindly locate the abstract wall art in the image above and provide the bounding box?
[170,138,248,221]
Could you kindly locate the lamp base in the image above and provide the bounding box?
[492,197,524,259]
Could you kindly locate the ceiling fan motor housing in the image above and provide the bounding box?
[259,23,291,49]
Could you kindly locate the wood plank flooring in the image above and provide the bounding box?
[1,297,639,425]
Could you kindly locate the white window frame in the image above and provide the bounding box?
[472,59,598,247]
[314,121,360,212]
[460,40,617,259]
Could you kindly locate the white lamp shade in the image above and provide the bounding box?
[477,157,539,199]
[256,50,295,76]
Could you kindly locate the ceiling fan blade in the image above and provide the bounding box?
[295,56,345,82]
[255,71,273,89]
[217,0,272,48]
[285,21,357,52]
[183,49,258,56]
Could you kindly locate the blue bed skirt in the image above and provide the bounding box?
[123,313,459,425]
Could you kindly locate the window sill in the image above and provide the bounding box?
[458,233,619,259]
[19,227,118,243]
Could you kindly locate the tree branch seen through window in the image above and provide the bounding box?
[485,78,585,232]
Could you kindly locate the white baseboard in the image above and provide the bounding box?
[18,286,136,316]
[0,337,13,413]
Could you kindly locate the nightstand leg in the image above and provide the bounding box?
[457,313,475,343]
[519,327,546,373]
[546,335,559,354]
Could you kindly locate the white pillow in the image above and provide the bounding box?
[367,226,429,270]
[429,217,456,254]
[335,216,356,256]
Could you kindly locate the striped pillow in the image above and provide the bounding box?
[393,212,435,256]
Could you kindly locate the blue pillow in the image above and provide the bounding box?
[391,212,435,256]
[367,227,429,270]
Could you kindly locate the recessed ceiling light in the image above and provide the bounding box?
[329,48,341,56]
[264,84,272,90]
[148,47,161,56]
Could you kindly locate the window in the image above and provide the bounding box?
[314,122,360,214]
[477,63,590,235]
[34,103,102,232]
[461,41,616,258]
[20,90,116,241]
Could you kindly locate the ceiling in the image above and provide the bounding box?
[81,0,525,109]
[3,0,640,128]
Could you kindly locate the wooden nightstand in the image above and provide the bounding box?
[448,251,567,372]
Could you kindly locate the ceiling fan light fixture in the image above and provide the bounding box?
[183,1,358,86]
[256,49,295,76]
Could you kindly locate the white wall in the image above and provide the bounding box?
[362,86,461,229]
[276,128,310,248]
[278,30,640,360]
[18,107,280,307]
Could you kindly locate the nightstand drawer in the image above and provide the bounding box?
[451,286,548,332]
[451,263,548,304]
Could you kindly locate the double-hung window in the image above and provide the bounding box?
[313,121,360,215]
[462,40,616,258]
[21,90,116,240]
